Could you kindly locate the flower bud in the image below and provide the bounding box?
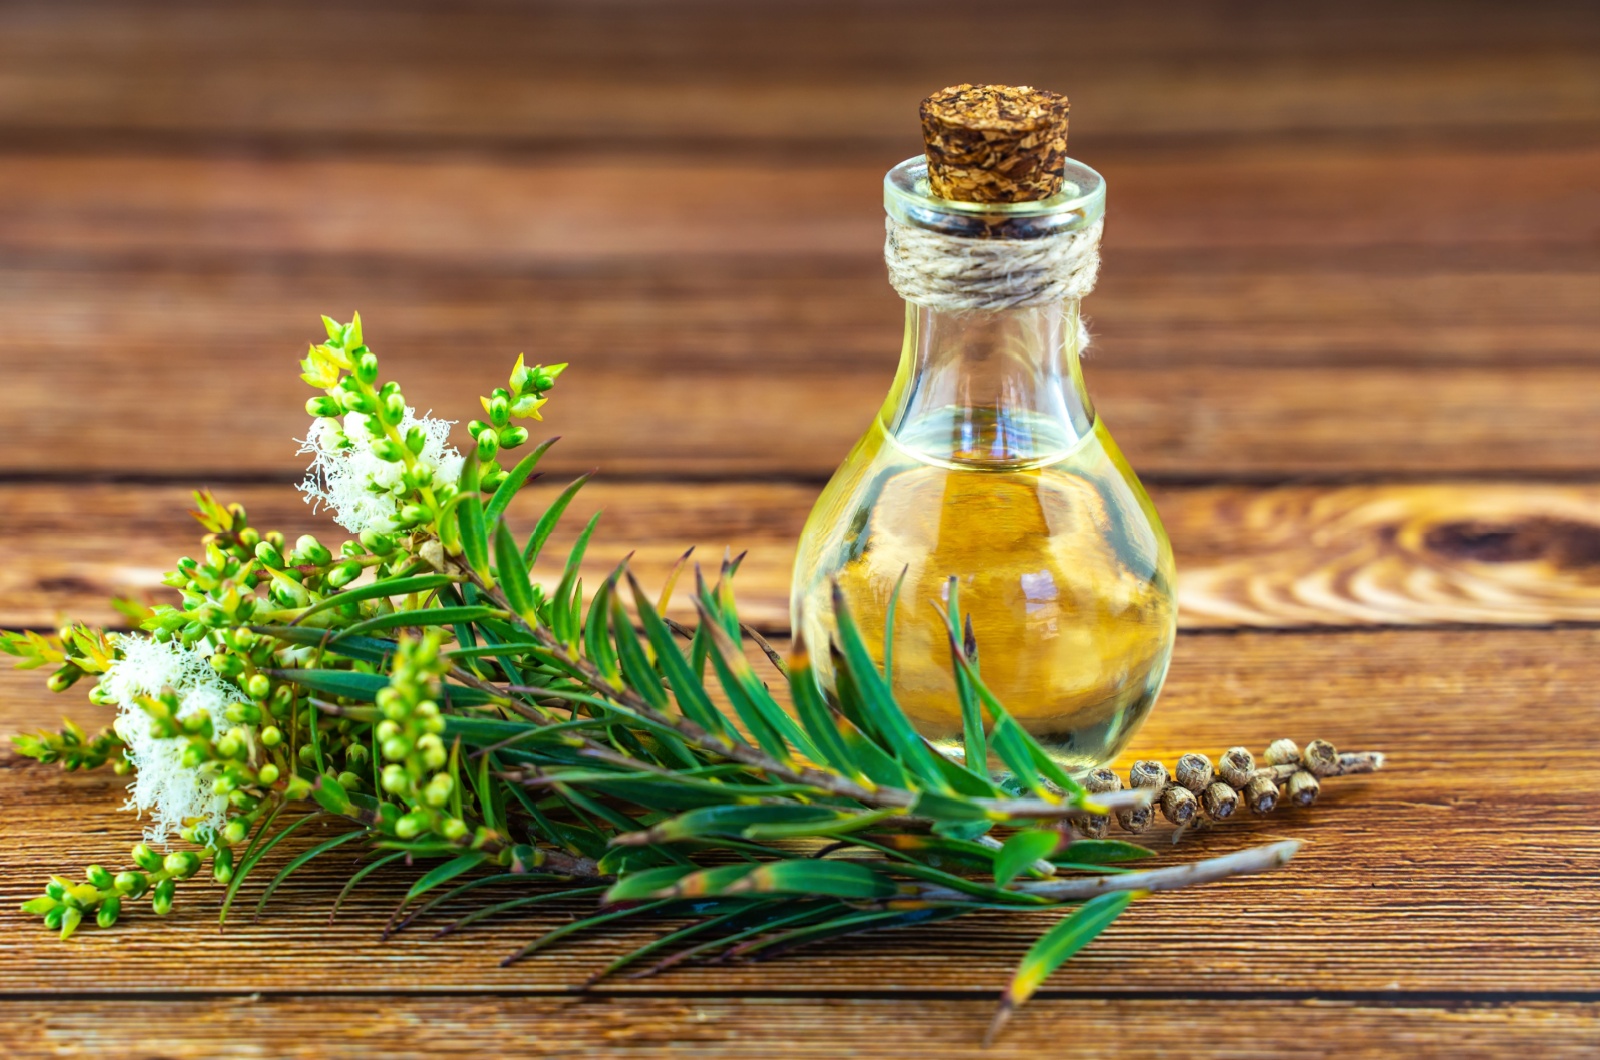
[475,429,500,462]
[113,871,148,897]
[225,702,262,725]
[423,774,454,808]
[306,396,343,418]
[163,851,202,880]
[222,819,249,844]
[256,762,280,786]
[151,878,176,916]
[212,847,235,884]
[96,895,122,929]
[404,426,427,454]
[131,843,163,872]
[394,811,430,840]
[381,736,411,761]
[283,775,313,801]
[499,425,529,449]
[46,666,83,693]
[381,764,410,796]
[254,541,284,569]
[487,393,511,427]
[354,351,379,385]
[439,817,469,841]
[336,770,364,792]
[58,906,83,940]
[370,437,405,463]
[85,865,114,889]
[260,725,283,748]
[398,504,431,527]
[339,389,378,415]
[382,392,407,426]
[247,673,272,700]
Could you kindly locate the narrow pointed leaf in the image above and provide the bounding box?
[485,438,558,527]
[990,890,1141,1043]
[993,829,1065,888]
[523,472,592,565]
[405,851,491,902]
[493,522,537,621]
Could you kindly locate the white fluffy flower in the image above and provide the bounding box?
[99,635,248,846]
[297,408,463,534]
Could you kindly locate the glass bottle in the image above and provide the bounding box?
[791,156,1176,776]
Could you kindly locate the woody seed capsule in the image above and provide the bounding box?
[1303,739,1340,777]
[1201,781,1238,820]
[1119,760,1166,834]
[1175,753,1213,793]
[1263,738,1301,767]
[1244,774,1279,815]
[1218,746,1256,787]
[1160,784,1198,826]
[1287,769,1321,807]
[1080,767,1121,839]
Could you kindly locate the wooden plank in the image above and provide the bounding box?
[2,147,1594,265]
[3,627,1597,995]
[3,481,1599,632]
[5,997,1599,1059]
[0,1,1596,148]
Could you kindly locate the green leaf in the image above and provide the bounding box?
[254,828,367,919]
[523,472,592,566]
[289,573,461,625]
[218,813,325,927]
[485,437,558,527]
[335,605,504,641]
[726,859,899,901]
[993,829,1065,888]
[626,574,730,738]
[910,790,996,823]
[272,669,498,707]
[1054,839,1156,865]
[602,865,694,904]
[405,851,491,902]
[990,890,1141,1043]
[693,596,815,765]
[786,632,864,779]
[251,625,398,665]
[457,493,492,583]
[629,804,860,844]
[493,522,537,621]
[829,585,949,790]
[550,512,602,646]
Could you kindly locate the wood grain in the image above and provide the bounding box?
[4,481,1598,632]
[7,997,1600,1059]
[4,628,1598,997]
[1,0,1596,149]
[3,1,1596,1053]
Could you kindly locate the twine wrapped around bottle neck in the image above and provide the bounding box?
[883,214,1104,313]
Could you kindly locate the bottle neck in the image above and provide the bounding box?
[880,299,1095,468]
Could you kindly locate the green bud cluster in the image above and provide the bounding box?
[372,632,469,842]
[11,716,127,773]
[20,839,221,938]
[468,352,564,494]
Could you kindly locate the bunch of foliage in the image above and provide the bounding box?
[7,315,1304,1041]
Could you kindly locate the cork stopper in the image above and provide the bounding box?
[919,84,1070,204]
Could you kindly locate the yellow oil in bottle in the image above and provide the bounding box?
[792,407,1176,775]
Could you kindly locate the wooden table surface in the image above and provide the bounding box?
[3,2,1598,1056]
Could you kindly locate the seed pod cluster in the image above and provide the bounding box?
[1078,738,1382,840]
